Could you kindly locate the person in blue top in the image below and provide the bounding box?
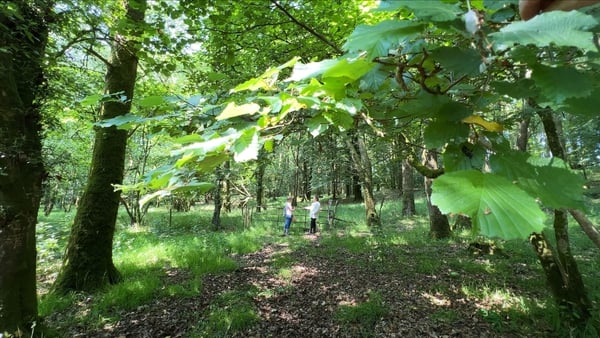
[283,196,294,236]
[305,196,321,234]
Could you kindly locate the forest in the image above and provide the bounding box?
[1,0,600,336]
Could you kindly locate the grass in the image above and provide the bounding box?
[35,194,600,337]
[190,288,260,337]
[334,291,389,338]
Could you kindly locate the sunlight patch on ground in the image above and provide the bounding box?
[422,292,452,307]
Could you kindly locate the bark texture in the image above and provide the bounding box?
[533,110,591,325]
[0,1,50,332]
[401,160,416,216]
[54,0,146,293]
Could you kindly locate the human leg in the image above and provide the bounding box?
[284,216,292,235]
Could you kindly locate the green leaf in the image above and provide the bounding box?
[424,121,469,149]
[323,110,354,131]
[378,0,461,22]
[217,102,262,120]
[322,59,376,83]
[393,91,451,118]
[443,142,486,172]
[287,59,338,82]
[96,113,142,129]
[430,47,482,77]
[562,88,600,116]
[306,114,329,137]
[491,79,537,99]
[233,128,260,162]
[437,101,473,122]
[195,153,230,172]
[490,152,586,210]
[490,10,597,50]
[531,64,594,103]
[431,171,546,240]
[359,64,390,91]
[138,95,165,108]
[343,20,425,59]
[79,94,103,106]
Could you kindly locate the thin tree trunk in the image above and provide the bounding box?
[255,149,266,212]
[0,2,49,331]
[54,0,146,293]
[422,149,450,239]
[212,165,223,229]
[517,116,530,152]
[401,159,416,216]
[346,133,379,226]
[223,160,231,213]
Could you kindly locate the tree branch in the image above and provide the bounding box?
[569,209,600,250]
[271,0,344,54]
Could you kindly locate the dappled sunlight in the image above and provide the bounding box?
[422,292,452,307]
[461,284,531,312]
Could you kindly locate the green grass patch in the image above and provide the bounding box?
[191,288,259,337]
[334,291,388,338]
[95,274,161,313]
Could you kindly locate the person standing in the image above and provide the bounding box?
[283,196,294,236]
[305,196,321,234]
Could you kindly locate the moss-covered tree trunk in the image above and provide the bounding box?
[0,2,50,332]
[53,0,146,293]
[532,110,591,325]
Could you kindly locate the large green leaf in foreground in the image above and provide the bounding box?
[431,171,546,240]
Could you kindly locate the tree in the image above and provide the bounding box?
[0,1,52,333]
[422,149,450,239]
[54,0,147,292]
[346,130,380,226]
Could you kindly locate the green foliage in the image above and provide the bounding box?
[431,171,546,239]
[490,10,597,50]
[95,274,161,312]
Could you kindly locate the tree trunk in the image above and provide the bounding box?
[212,165,223,229]
[516,116,530,152]
[53,0,146,293]
[401,159,416,216]
[223,159,231,213]
[422,149,450,239]
[0,2,49,332]
[534,110,591,325]
[352,173,363,202]
[346,133,379,226]
[255,149,266,212]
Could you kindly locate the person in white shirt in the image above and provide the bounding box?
[283,197,294,236]
[305,196,321,234]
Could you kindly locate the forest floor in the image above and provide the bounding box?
[51,229,559,338]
